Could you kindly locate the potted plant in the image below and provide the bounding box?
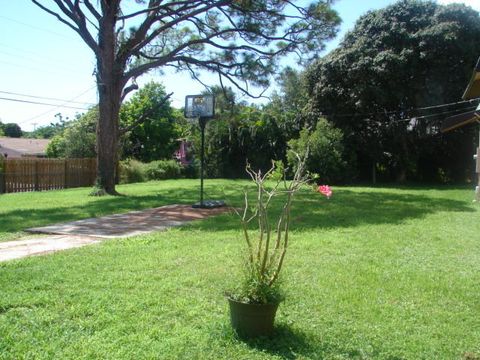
[227,153,332,337]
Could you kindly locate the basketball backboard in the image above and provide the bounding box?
[184,95,215,119]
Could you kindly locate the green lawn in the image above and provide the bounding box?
[1,181,479,359]
[0,179,243,243]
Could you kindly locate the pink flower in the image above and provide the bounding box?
[317,185,332,198]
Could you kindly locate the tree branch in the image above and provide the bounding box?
[121,83,139,102]
[31,0,79,33]
[118,0,199,20]
[83,0,101,20]
[31,0,99,54]
[118,0,231,63]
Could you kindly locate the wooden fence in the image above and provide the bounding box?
[0,158,96,194]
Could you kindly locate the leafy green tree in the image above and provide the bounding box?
[46,109,97,158]
[33,0,341,194]
[305,0,480,183]
[201,102,288,178]
[204,69,314,178]
[261,67,315,147]
[276,67,308,113]
[198,70,325,177]
[47,83,181,161]
[28,114,68,139]
[287,118,346,183]
[120,82,178,162]
[197,79,313,178]
[3,123,22,138]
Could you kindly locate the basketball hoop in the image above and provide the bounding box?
[184,95,215,119]
[184,94,225,209]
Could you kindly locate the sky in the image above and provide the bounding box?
[0,0,479,132]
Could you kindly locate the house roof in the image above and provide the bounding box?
[0,137,50,158]
[462,56,480,100]
[441,111,479,132]
[441,104,480,133]
[441,57,480,132]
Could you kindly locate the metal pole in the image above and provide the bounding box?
[200,117,205,206]
[476,125,480,202]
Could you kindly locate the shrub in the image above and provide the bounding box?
[144,160,183,180]
[287,118,346,183]
[119,159,146,184]
[119,159,189,183]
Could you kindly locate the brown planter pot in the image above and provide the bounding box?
[227,297,280,338]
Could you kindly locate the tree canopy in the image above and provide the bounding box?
[27,114,68,139]
[305,0,480,182]
[120,82,179,162]
[32,0,341,194]
[46,109,97,158]
[2,123,23,138]
[287,118,346,183]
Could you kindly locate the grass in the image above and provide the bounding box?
[0,179,241,242]
[0,180,479,359]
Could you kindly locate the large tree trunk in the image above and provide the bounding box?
[94,6,123,195]
[96,81,121,194]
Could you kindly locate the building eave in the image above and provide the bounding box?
[462,57,480,100]
[441,108,480,133]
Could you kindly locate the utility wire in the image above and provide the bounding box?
[0,41,66,61]
[18,86,97,124]
[0,96,90,110]
[325,98,480,118]
[0,90,96,106]
[0,43,86,72]
[0,60,76,76]
[394,105,479,122]
[0,15,76,41]
[0,49,81,74]
[415,98,479,112]
[354,106,477,124]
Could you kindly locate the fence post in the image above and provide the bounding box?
[34,160,39,191]
[0,157,5,194]
[64,159,68,189]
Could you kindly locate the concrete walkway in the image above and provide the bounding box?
[0,235,100,262]
[0,204,230,262]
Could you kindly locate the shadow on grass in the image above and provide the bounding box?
[222,321,405,359]
[0,183,475,238]
[0,186,203,235]
[238,324,314,360]
[213,322,315,360]
[184,188,475,233]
